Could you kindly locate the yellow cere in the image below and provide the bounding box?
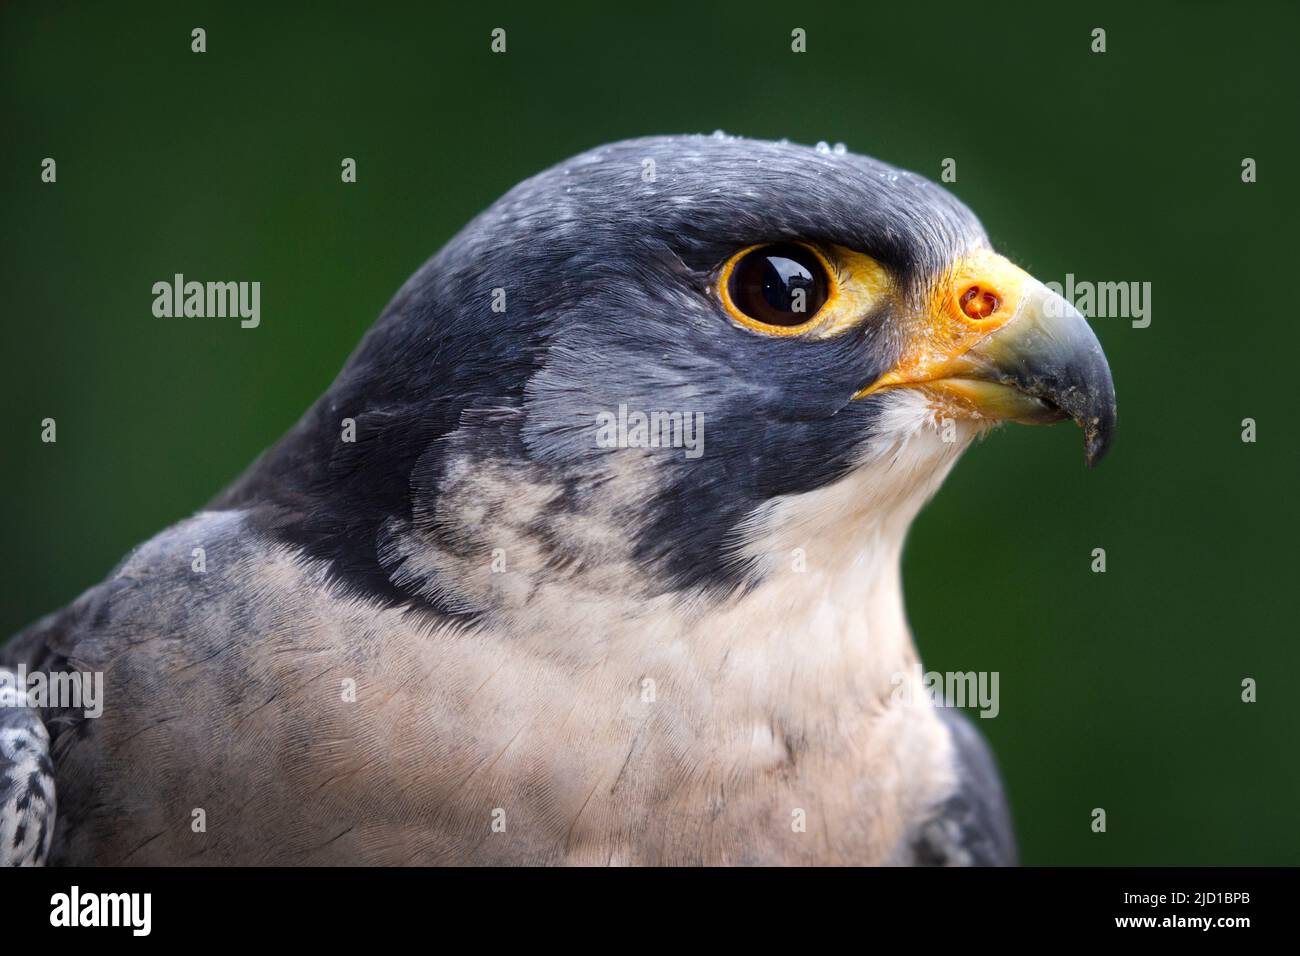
[854,248,1032,399]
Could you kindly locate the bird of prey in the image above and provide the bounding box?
[2,134,1114,866]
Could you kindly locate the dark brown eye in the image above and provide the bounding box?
[725,243,831,329]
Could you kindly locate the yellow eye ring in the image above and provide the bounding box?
[718,242,841,336]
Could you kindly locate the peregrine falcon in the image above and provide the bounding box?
[2,134,1114,866]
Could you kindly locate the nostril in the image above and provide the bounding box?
[960,285,1001,320]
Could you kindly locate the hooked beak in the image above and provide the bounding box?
[854,249,1116,466]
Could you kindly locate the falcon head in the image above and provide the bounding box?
[228,134,1115,611]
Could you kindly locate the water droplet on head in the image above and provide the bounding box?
[832,142,847,155]
[815,141,831,154]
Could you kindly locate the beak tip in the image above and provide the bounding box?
[1082,408,1116,468]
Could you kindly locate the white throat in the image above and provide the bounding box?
[706,389,980,710]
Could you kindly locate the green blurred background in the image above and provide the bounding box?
[2,0,1297,864]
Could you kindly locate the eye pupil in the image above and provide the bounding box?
[762,257,813,311]
[728,243,830,328]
